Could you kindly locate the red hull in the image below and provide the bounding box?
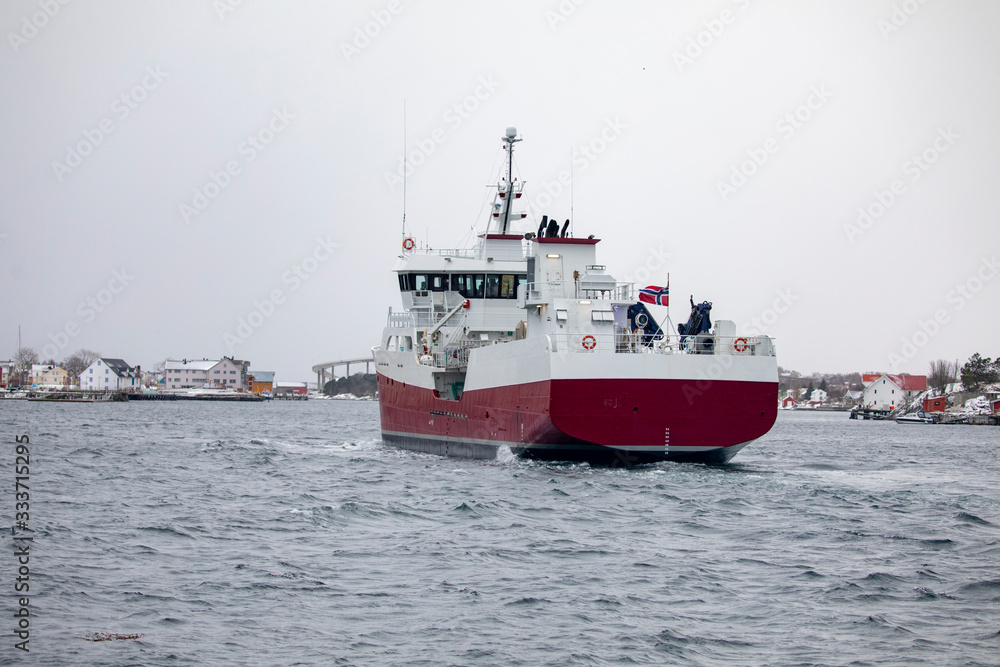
[378,373,778,465]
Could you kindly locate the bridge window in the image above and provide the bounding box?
[402,273,451,292]
[500,274,516,298]
[485,274,501,298]
[453,274,486,299]
[405,273,526,299]
[488,274,526,299]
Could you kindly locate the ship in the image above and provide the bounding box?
[374,127,778,465]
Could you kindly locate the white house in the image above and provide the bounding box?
[0,360,14,387]
[31,364,71,389]
[164,358,250,390]
[164,359,215,389]
[81,358,141,391]
[810,388,828,403]
[862,374,928,410]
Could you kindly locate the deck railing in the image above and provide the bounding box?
[546,332,775,357]
[409,246,527,262]
[433,340,495,368]
[524,280,634,302]
[387,311,415,328]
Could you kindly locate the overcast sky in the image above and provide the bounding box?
[2,1,998,382]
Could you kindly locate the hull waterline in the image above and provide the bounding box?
[378,374,778,465]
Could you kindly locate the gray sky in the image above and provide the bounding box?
[2,1,998,381]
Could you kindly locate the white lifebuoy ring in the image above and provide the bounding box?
[582,335,597,350]
[733,337,749,353]
[402,237,415,251]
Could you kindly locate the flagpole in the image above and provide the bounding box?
[667,273,672,339]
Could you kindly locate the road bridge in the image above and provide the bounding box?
[311,358,374,393]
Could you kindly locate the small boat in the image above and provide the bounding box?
[895,410,938,424]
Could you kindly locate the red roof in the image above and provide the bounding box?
[863,374,927,391]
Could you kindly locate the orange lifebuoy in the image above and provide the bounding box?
[582,335,597,350]
[402,237,415,251]
[733,337,748,353]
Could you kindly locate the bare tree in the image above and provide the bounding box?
[928,359,958,395]
[14,347,38,386]
[62,349,101,380]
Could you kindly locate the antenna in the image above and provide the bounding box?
[401,100,407,239]
[570,147,574,238]
[499,126,521,234]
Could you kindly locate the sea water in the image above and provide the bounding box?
[2,401,998,666]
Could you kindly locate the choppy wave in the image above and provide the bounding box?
[4,401,998,666]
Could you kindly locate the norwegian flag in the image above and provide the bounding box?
[638,284,669,306]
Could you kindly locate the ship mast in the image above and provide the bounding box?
[499,126,521,234]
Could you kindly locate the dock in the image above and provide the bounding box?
[15,390,263,403]
[849,406,893,420]
[128,392,264,402]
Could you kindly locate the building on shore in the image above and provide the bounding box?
[274,381,308,399]
[163,358,250,390]
[30,364,72,389]
[922,396,948,412]
[81,358,142,391]
[0,360,15,388]
[861,373,928,410]
[247,371,275,396]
